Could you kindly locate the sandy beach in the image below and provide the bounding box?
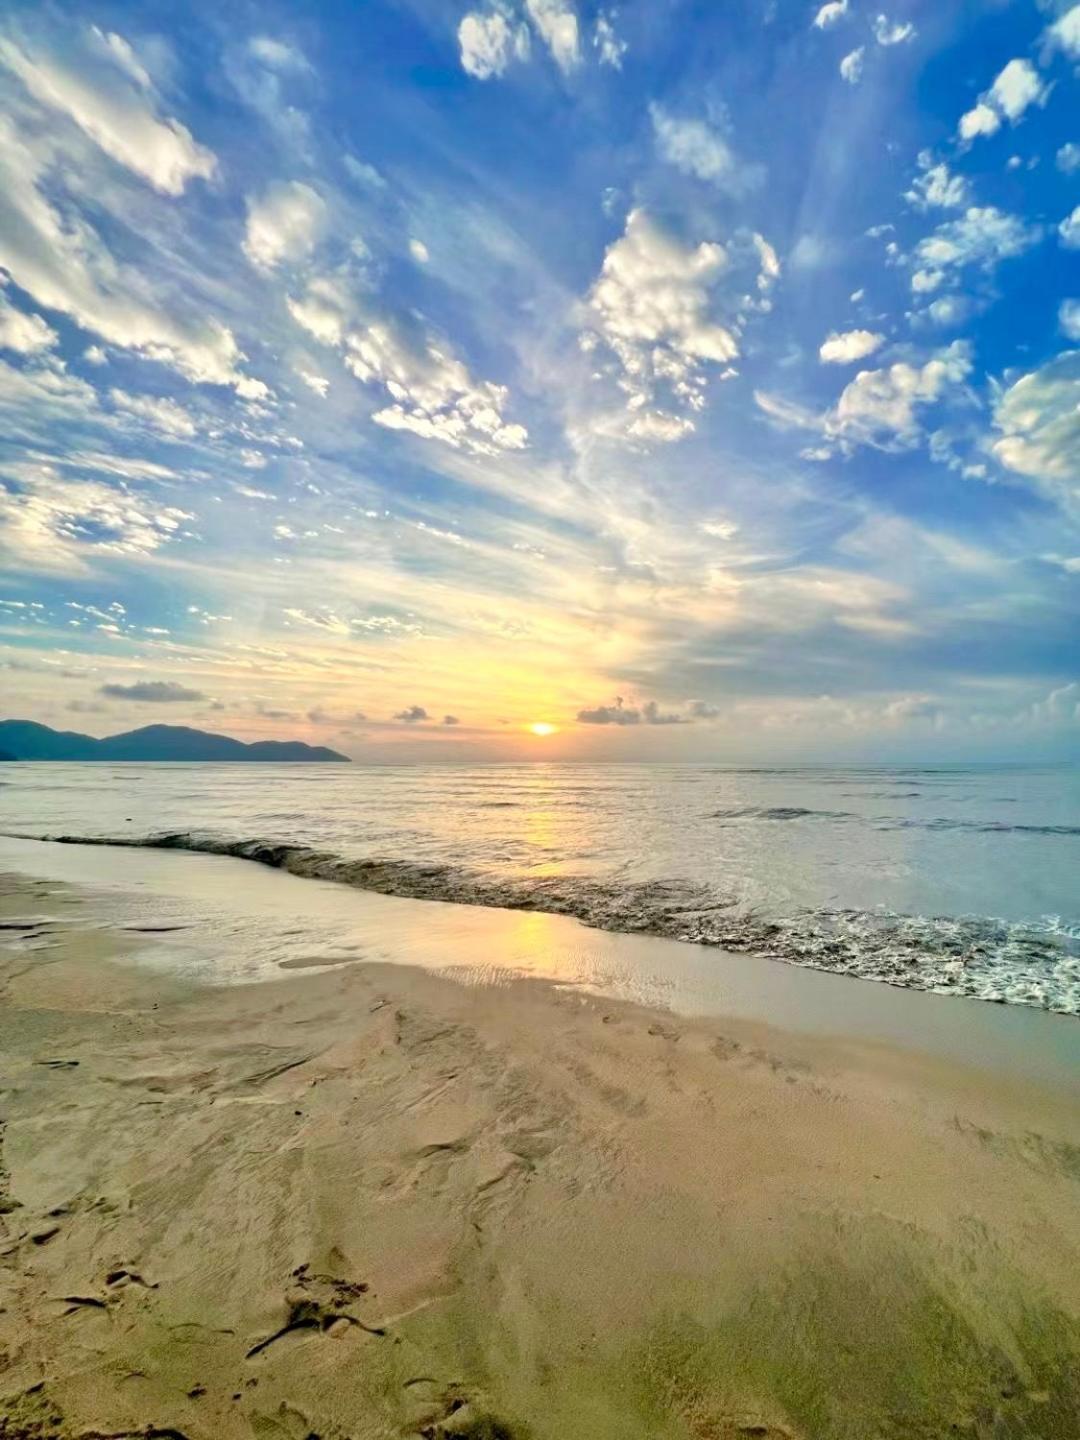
[1,866,1079,1440]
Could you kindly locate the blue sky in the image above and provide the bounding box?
[0,0,1078,760]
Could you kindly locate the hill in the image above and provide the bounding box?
[0,721,349,763]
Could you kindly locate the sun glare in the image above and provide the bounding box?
[528,722,557,737]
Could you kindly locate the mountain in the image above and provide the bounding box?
[0,721,349,763]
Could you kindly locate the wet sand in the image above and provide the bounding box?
[1,865,1079,1438]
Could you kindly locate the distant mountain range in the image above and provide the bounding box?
[0,721,349,763]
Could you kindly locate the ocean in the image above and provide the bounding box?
[1,761,1077,1014]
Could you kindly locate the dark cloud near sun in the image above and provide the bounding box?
[99,681,206,703]
[577,697,689,726]
[394,705,428,723]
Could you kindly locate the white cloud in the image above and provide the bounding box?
[243,181,327,270]
[0,115,266,397]
[525,0,581,71]
[757,342,973,452]
[820,329,885,364]
[911,206,1040,289]
[911,268,943,294]
[1046,4,1080,60]
[109,388,198,438]
[831,341,972,448]
[593,13,627,68]
[83,345,108,365]
[458,11,531,79]
[989,58,1047,120]
[958,103,999,141]
[1057,142,1080,174]
[409,238,430,264]
[873,15,916,45]
[813,1,849,29]
[650,106,760,194]
[1060,206,1080,249]
[247,36,310,72]
[958,59,1047,144]
[992,352,1080,507]
[0,288,57,354]
[0,462,192,571]
[296,366,330,397]
[288,274,528,455]
[904,155,969,210]
[921,294,970,328]
[840,47,864,83]
[1060,299,1080,341]
[0,33,215,196]
[581,209,777,443]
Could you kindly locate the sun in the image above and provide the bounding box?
[528,722,557,737]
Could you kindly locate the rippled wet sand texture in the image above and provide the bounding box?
[1,871,1079,1439]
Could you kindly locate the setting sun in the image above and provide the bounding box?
[528,722,558,737]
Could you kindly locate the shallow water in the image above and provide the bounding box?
[2,835,1078,1086]
[0,760,1078,1012]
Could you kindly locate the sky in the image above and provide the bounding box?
[0,0,1078,762]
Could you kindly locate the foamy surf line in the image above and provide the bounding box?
[4,830,1079,1015]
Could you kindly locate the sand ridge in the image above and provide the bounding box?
[0,871,1078,1438]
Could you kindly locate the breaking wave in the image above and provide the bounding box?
[13,830,1080,1016]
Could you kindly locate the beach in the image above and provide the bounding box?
[1,857,1079,1438]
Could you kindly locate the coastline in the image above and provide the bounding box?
[1,864,1079,1437]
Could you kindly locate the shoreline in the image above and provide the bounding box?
[1,834,1077,1089]
[1,864,1079,1437]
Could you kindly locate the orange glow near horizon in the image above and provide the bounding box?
[528,722,558,737]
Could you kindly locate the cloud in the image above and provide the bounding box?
[577,696,689,725]
[0,31,215,195]
[524,0,581,72]
[813,1,849,29]
[409,238,430,264]
[593,13,626,67]
[831,341,972,449]
[109,388,198,438]
[577,696,642,725]
[393,704,428,722]
[1046,4,1080,61]
[758,342,973,453]
[1058,143,1080,174]
[873,15,916,46]
[650,105,761,195]
[0,288,58,354]
[839,47,864,83]
[288,274,527,455]
[100,680,205,702]
[243,181,327,270]
[1060,206,1080,249]
[0,114,266,396]
[991,352,1080,507]
[1060,300,1080,341]
[959,58,1047,143]
[458,11,531,78]
[910,206,1040,292]
[442,714,460,725]
[248,37,311,72]
[459,0,602,77]
[0,451,193,571]
[819,329,885,364]
[580,208,777,443]
[904,155,969,211]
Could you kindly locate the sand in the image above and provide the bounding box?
[0,869,1079,1440]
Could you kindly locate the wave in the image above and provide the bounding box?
[707,808,1080,836]
[11,830,1079,1015]
[710,806,856,821]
